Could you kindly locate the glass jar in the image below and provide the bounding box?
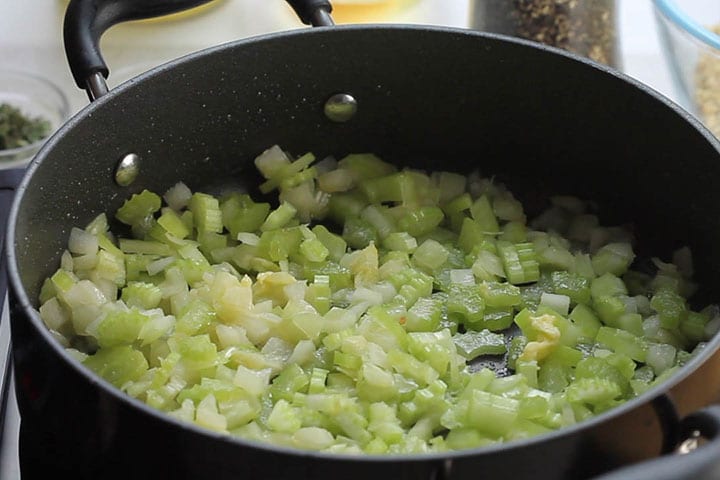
[470,0,620,68]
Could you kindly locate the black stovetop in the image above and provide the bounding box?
[0,167,26,479]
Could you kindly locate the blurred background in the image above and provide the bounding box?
[0,0,718,169]
[0,1,673,112]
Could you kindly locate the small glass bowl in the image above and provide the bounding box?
[653,0,720,137]
[0,70,70,168]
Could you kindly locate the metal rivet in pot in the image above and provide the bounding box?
[115,153,140,187]
[324,93,357,122]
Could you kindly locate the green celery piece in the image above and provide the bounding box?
[536,245,575,272]
[650,288,687,330]
[478,281,522,308]
[95,308,147,347]
[361,306,409,351]
[260,152,315,194]
[518,395,550,421]
[537,359,570,393]
[407,330,455,375]
[551,271,591,305]
[360,171,414,204]
[337,153,396,180]
[303,261,352,292]
[197,231,227,258]
[116,190,161,226]
[267,399,303,433]
[335,410,372,446]
[307,367,329,395]
[497,241,540,285]
[368,402,405,445]
[300,238,329,263]
[221,194,271,237]
[389,269,434,307]
[94,249,126,286]
[327,191,368,224]
[453,329,507,360]
[447,284,485,324]
[360,204,396,239]
[176,299,216,335]
[481,307,515,331]
[334,350,362,372]
[119,239,173,256]
[467,390,519,437]
[121,282,162,310]
[458,218,485,254]
[280,166,317,190]
[443,193,472,217]
[681,311,710,342]
[470,195,500,234]
[397,207,444,238]
[269,364,310,402]
[357,364,399,402]
[189,192,223,234]
[646,343,677,375]
[257,228,304,262]
[544,345,583,367]
[312,225,347,262]
[51,269,76,293]
[616,312,643,337]
[177,334,218,369]
[575,356,631,396]
[387,350,438,386]
[157,209,190,239]
[445,428,495,450]
[568,304,602,340]
[178,378,252,405]
[412,239,449,273]
[260,202,297,232]
[84,345,149,388]
[499,221,527,243]
[515,360,539,389]
[405,296,444,332]
[38,278,57,305]
[590,273,628,300]
[601,352,637,380]
[591,242,635,276]
[383,232,418,253]
[342,216,378,250]
[436,171,467,203]
[306,275,331,315]
[566,377,622,407]
[593,295,626,327]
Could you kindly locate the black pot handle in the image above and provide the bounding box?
[593,405,720,480]
[64,0,216,99]
[64,0,334,101]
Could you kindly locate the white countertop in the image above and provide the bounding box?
[0,0,677,116]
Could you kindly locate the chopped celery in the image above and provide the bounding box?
[43,145,716,455]
[453,329,506,359]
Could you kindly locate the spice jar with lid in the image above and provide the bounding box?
[470,0,620,68]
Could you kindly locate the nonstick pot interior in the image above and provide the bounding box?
[8,25,720,479]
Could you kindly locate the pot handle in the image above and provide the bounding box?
[593,405,720,480]
[64,0,334,101]
[64,0,216,100]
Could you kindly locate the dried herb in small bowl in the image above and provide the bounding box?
[0,102,52,151]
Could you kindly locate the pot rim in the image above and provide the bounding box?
[7,24,720,463]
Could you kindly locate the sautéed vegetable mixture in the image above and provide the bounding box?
[38,146,717,453]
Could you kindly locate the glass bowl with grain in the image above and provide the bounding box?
[653,0,720,138]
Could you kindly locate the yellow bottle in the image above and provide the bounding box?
[331,0,420,23]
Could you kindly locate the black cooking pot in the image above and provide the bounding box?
[6,0,720,478]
